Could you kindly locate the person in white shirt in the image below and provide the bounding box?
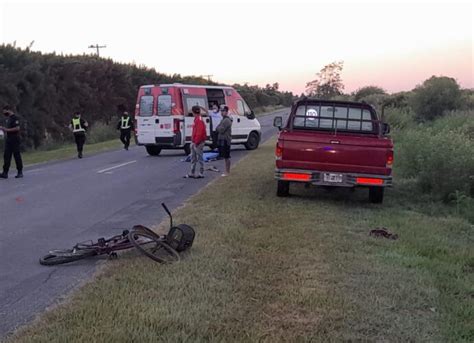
[209,103,222,150]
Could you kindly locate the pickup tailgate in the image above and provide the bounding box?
[278,130,393,175]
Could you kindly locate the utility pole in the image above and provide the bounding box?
[88,44,107,56]
[201,74,213,82]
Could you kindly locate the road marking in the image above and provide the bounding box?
[97,160,137,174]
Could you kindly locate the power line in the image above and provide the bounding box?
[88,44,107,56]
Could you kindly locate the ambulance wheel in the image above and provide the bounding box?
[184,143,191,156]
[244,131,260,150]
[146,146,162,156]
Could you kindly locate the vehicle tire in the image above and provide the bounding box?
[132,224,161,239]
[244,131,260,150]
[146,145,162,156]
[39,248,97,266]
[184,143,191,156]
[128,230,180,263]
[277,180,290,197]
[369,187,384,204]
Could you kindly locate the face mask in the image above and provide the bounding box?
[213,109,218,113]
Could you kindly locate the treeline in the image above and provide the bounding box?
[0,45,293,148]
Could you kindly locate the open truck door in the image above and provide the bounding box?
[182,87,212,146]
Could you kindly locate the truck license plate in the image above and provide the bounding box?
[323,173,343,183]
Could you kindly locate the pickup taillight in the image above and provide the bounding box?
[275,141,283,159]
[387,150,394,167]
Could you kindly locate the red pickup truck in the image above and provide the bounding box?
[273,99,393,203]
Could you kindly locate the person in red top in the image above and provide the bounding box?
[186,105,208,178]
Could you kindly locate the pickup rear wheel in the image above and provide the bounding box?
[369,187,384,204]
[277,181,290,197]
[146,146,162,156]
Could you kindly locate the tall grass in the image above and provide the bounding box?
[386,109,474,221]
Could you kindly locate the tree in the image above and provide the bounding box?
[353,85,386,101]
[306,61,344,99]
[410,76,462,121]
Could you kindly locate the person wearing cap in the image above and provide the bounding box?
[0,105,23,179]
[216,106,233,176]
[69,111,89,158]
[185,105,207,178]
[116,110,134,150]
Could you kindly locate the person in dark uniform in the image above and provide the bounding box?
[116,111,134,150]
[69,111,88,158]
[0,105,23,179]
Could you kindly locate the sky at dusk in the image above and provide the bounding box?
[1,0,472,94]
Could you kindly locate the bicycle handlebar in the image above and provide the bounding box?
[161,202,173,227]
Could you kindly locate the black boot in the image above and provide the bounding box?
[15,172,23,178]
[0,172,7,179]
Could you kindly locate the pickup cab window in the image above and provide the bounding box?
[293,104,375,133]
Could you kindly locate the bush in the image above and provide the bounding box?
[410,76,462,121]
[384,108,416,130]
[87,121,118,144]
[395,111,474,201]
[353,85,386,101]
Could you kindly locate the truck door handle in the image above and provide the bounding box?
[155,119,159,124]
[237,118,241,123]
[330,140,340,144]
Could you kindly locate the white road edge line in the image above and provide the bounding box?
[97,160,137,174]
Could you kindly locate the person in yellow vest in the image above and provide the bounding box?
[116,111,134,150]
[69,111,88,158]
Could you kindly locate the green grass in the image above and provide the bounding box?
[21,139,123,166]
[5,140,473,342]
[254,105,286,116]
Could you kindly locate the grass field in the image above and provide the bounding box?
[5,140,473,342]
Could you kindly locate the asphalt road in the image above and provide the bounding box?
[0,109,287,337]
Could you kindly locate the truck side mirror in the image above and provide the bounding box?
[273,116,283,130]
[382,123,390,135]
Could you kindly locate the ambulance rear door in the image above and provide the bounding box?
[182,87,212,144]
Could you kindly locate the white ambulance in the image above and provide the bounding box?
[134,83,261,155]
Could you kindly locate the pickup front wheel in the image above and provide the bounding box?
[277,181,290,197]
[369,187,384,204]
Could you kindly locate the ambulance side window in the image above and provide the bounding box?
[157,95,172,116]
[139,96,153,117]
[243,101,252,116]
[236,100,245,116]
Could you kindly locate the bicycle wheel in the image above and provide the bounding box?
[132,225,161,238]
[128,230,180,263]
[39,248,97,266]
